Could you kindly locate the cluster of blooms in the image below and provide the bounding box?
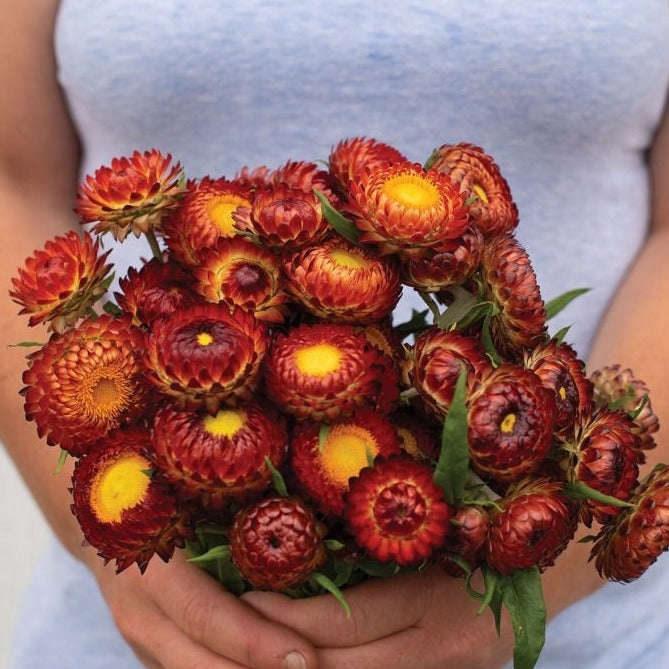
[9,141,667,663]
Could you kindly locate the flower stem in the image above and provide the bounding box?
[145,229,164,262]
[418,291,441,322]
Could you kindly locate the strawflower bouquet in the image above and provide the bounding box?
[9,139,667,669]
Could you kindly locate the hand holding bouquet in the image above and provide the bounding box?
[10,139,665,668]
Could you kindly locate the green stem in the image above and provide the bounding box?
[145,229,164,262]
[418,291,441,322]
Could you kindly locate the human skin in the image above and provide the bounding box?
[1,2,667,668]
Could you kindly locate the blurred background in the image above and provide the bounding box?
[0,447,50,667]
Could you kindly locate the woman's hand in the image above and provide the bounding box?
[92,550,318,669]
[243,566,513,669]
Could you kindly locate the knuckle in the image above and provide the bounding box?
[179,593,217,642]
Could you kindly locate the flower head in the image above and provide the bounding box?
[193,236,289,323]
[290,409,402,517]
[75,150,183,241]
[428,143,518,238]
[346,457,453,565]
[283,237,402,324]
[71,427,192,573]
[152,400,288,509]
[10,231,112,333]
[143,303,268,412]
[347,162,469,258]
[21,315,147,456]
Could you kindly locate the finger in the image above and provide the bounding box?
[145,555,317,669]
[242,569,430,647]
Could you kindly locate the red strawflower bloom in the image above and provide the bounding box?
[479,234,547,359]
[328,136,406,196]
[71,427,193,573]
[347,161,469,258]
[152,400,287,509]
[439,504,491,577]
[263,322,399,421]
[116,256,197,327]
[402,224,484,292]
[591,466,669,582]
[230,496,327,590]
[283,237,402,324]
[75,150,183,241]
[486,477,578,575]
[10,231,112,333]
[21,315,147,456]
[232,185,331,252]
[428,143,518,238]
[346,457,453,566]
[290,409,402,518]
[411,328,492,421]
[467,365,557,484]
[143,303,268,412]
[193,236,289,323]
[524,339,593,436]
[162,177,253,266]
[561,408,642,526]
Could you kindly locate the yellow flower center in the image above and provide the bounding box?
[90,453,152,523]
[500,413,517,434]
[294,343,342,377]
[202,409,246,438]
[472,184,489,204]
[329,248,370,270]
[558,386,567,401]
[206,194,250,236]
[320,424,378,487]
[78,363,133,423]
[197,331,214,346]
[381,173,440,210]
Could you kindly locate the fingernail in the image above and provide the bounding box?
[283,650,307,669]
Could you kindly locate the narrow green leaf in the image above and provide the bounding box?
[332,558,354,587]
[627,394,649,420]
[481,313,503,366]
[99,272,116,292]
[365,443,376,467]
[313,189,361,243]
[544,288,590,320]
[501,567,546,669]
[433,365,470,505]
[9,341,45,348]
[435,286,479,330]
[477,564,500,616]
[550,325,571,345]
[311,572,351,617]
[356,557,399,578]
[140,468,155,478]
[577,534,598,544]
[103,301,123,316]
[188,544,230,563]
[423,147,440,171]
[53,449,68,475]
[264,456,288,497]
[318,423,330,453]
[563,481,634,508]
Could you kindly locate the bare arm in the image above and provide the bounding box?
[0,4,317,668]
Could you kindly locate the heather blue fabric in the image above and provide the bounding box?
[10,1,669,667]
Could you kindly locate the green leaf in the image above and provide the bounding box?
[477,564,500,616]
[394,308,430,339]
[140,468,155,478]
[103,301,123,316]
[435,286,479,330]
[577,534,598,544]
[332,558,354,587]
[356,557,399,578]
[433,365,470,505]
[313,189,361,243]
[9,341,45,348]
[188,544,230,563]
[501,567,546,669]
[318,423,330,453]
[481,312,503,366]
[264,456,289,497]
[544,288,590,320]
[311,572,351,617]
[562,481,634,508]
[53,449,68,475]
[550,325,571,345]
[324,539,346,551]
[628,394,649,420]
